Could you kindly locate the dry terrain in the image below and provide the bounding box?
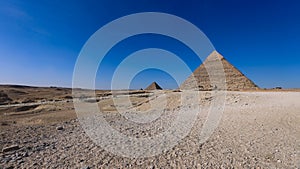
[0,85,299,168]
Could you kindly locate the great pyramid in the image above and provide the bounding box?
[145,82,163,90]
[180,51,258,91]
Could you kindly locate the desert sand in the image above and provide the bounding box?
[0,85,299,168]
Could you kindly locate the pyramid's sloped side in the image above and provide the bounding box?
[222,58,257,90]
[180,63,211,90]
[180,51,258,91]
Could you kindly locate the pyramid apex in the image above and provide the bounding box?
[145,81,162,90]
[205,50,224,62]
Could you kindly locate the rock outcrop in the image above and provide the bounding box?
[0,92,12,105]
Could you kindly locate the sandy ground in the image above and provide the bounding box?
[0,86,299,168]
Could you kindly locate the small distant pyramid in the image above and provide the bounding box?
[145,82,163,90]
[180,51,258,91]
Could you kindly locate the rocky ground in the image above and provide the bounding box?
[0,90,299,168]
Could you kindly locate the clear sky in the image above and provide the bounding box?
[0,0,299,89]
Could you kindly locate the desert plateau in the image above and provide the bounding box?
[0,84,299,168]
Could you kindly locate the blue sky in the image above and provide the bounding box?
[0,0,299,89]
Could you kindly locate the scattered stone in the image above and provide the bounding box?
[1,122,9,126]
[2,145,20,153]
[3,157,12,163]
[56,126,64,130]
[22,152,29,157]
[18,160,25,165]
[5,166,14,169]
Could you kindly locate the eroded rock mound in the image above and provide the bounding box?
[0,91,12,105]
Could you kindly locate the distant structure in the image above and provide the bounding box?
[180,51,258,91]
[145,82,163,90]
